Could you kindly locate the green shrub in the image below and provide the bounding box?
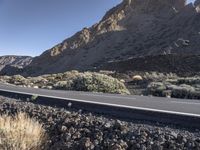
[147,82,200,99]
[31,95,39,101]
[143,72,177,82]
[169,84,197,99]
[54,72,130,94]
[54,80,73,90]
[147,82,167,96]
[177,77,200,85]
[9,75,26,85]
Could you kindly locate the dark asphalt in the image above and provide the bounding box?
[0,83,200,116]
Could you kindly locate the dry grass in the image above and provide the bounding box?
[0,113,46,150]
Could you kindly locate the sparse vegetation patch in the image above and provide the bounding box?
[0,71,130,95]
[0,113,46,150]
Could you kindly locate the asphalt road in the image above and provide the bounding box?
[0,83,200,117]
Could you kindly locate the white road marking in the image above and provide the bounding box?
[81,93,136,100]
[171,101,200,105]
[0,88,200,117]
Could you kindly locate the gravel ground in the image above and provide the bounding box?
[0,96,200,150]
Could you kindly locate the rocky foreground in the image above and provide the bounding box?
[0,96,199,150]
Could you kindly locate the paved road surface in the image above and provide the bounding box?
[0,83,200,117]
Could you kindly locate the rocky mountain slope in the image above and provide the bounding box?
[100,54,200,75]
[0,56,32,75]
[25,0,200,75]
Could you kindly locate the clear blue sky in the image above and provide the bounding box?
[0,0,195,56]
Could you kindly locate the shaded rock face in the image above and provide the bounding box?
[194,0,200,6]
[100,54,200,75]
[26,0,200,76]
[195,0,200,12]
[0,56,32,75]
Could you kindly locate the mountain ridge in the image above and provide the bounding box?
[5,0,200,76]
[0,55,32,75]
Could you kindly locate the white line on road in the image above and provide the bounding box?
[171,101,200,105]
[0,88,200,118]
[81,93,136,100]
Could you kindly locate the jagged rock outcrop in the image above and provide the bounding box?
[25,0,200,76]
[0,56,32,75]
[195,0,200,12]
[194,0,200,6]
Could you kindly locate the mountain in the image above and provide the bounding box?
[100,54,200,76]
[25,0,200,76]
[0,56,32,75]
